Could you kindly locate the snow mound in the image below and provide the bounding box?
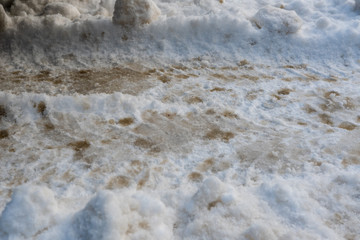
[187,177,235,213]
[68,191,173,240]
[191,177,227,207]
[69,191,127,240]
[253,6,302,34]
[112,0,161,26]
[0,185,58,238]
[356,0,360,11]
[44,2,81,20]
[182,177,256,239]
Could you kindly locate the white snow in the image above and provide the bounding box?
[0,185,58,238]
[0,0,360,239]
[252,6,303,34]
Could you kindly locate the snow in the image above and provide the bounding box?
[0,0,358,71]
[43,2,81,20]
[252,6,303,34]
[113,0,161,26]
[0,0,360,239]
[0,185,58,238]
[62,191,173,240]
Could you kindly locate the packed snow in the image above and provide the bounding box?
[0,0,360,239]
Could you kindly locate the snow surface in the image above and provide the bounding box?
[0,0,360,239]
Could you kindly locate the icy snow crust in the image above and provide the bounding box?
[0,0,360,240]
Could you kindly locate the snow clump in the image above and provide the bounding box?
[187,176,235,213]
[44,2,81,20]
[253,6,303,34]
[112,0,161,26]
[0,185,58,239]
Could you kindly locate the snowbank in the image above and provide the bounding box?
[0,0,359,70]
